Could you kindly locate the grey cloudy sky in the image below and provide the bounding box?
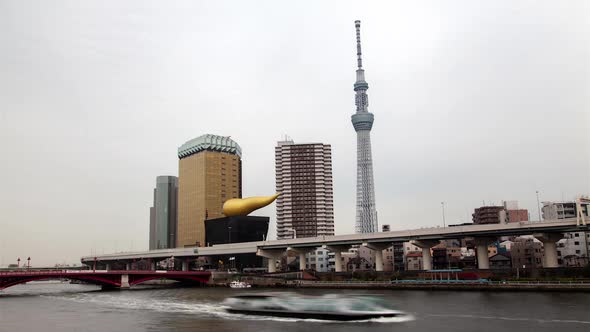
[1,1,589,266]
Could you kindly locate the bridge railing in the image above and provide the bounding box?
[0,270,212,275]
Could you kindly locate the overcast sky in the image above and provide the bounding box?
[1,1,589,266]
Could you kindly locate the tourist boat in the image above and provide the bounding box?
[223,293,407,321]
[229,281,252,288]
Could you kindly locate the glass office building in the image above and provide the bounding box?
[149,176,178,250]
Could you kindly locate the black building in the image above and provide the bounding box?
[205,215,269,246]
[203,216,269,271]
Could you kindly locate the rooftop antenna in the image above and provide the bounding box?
[355,20,363,69]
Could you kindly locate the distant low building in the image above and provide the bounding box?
[542,201,588,220]
[557,232,589,267]
[489,253,512,269]
[345,246,374,271]
[472,201,529,224]
[405,252,423,270]
[544,200,590,267]
[432,240,461,269]
[305,248,333,272]
[510,237,543,269]
[503,201,529,222]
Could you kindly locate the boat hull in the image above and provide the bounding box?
[226,308,403,321]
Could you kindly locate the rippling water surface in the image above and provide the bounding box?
[1,283,589,332]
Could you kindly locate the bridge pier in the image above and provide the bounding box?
[120,274,130,288]
[257,249,284,273]
[534,233,563,268]
[474,237,496,269]
[325,245,350,272]
[362,243,391,272]
[412,240,439,270]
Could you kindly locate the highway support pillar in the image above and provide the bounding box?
[120,274,130,289]
[412,240,440,270]
[362,243,391,272]
[287,247,315,271]
[325,245,350,272]
[534,233,563,268]
[257,249,284,273]
[474,237,496,270]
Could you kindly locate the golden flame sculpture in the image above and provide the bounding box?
[222,193,281,217]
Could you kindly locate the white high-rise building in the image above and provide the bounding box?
[351,20,378,233]
[275,139,334,239]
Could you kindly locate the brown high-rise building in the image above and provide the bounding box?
[275,139,334,239]
[176,134,242,248]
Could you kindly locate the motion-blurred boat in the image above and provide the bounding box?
[223,293,407,321]
[229,281,251,288]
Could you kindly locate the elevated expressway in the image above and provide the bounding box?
[82,218,587,273]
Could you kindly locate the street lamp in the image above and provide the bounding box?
[536,191,542,221]
[441,202,446,228]
[228,226,232,243]
[27,257,30,270]
[17,257,20,269]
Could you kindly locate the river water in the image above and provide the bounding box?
[1,283,589,332]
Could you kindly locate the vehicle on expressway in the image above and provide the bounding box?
[222,293,407,321]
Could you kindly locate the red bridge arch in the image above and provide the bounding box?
[0,270,211,290]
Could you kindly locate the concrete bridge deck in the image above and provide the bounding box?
[80,218,587,272]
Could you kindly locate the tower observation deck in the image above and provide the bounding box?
[351,20,378,233]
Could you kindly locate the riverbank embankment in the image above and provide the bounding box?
[286,280,590,291]
[208,278,590,292]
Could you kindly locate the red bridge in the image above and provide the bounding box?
[0,270,211,290]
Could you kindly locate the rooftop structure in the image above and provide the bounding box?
[178,134,242,159]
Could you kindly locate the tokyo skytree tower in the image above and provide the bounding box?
[351,20,378,233]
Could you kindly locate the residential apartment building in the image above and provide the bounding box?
[472,206,505,224]
[543,200,590,267]
[275,139,334,239]
[542,201,589,220]
[557,232,589,267]
[510,237,544,269]
[504,201,529,222]
[405,252,423,271]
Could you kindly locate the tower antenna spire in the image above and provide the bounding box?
[355,20,363,69]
